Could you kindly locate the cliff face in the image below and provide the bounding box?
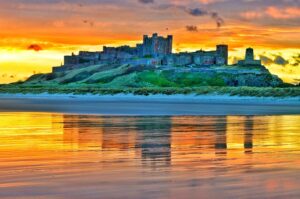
[24,63,284,88]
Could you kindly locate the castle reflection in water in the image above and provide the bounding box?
[1,113,300,198]
[56,114,300,169]
[1,113,300,169]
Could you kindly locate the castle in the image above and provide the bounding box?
[53,33,260,73]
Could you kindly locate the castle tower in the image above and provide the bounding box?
[245,48,254,61]
[141,33,173,57]
[167,35,173,54]
[217,45,228,65]
[238,47,261,66]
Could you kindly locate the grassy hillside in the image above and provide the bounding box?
[1,63,298,97]
[23,63,284,88]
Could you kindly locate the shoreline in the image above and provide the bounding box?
[0,93,300,103]
[0,93,300,115]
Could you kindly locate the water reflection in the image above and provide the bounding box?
[0,113,300,198]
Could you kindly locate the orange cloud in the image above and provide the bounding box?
[27,44,43,51]
[198,0,222,4]
[240,11,263,20]
[266,6,300,19]
[241,7,300,20]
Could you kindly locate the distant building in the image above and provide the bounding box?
[238,48,262,66]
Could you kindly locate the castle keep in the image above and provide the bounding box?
[139,33,173,57]
[53,33,259,73]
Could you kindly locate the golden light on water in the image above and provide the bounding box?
[1,113,300,153]
[0,113,300,198]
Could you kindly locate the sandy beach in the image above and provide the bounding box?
[0,93,300,115]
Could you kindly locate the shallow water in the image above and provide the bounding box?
[0,113,300,199]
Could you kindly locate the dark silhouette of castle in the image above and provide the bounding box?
[52,33,260,73]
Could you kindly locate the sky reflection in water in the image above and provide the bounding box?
[0,113,300,199]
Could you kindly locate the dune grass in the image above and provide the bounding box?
[0,84,299,98]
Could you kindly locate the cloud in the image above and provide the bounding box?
[138,0,154,4]
[259,55,273,65]
[266,6,300,19]
[184,8,224,27]
[259,54,289,66]
[274,55,289,66]
[155,4,225,28]
[27,44,43,51]
[292,54,300,66]
[186,25,198,32]
[240,11,263,20]
[210,12,225,28]
[198,0,219,4]
[1,73,15,79]
[83,19,94,27]
[240,6,300,22]
[187,8,208,16]
[183,7,225,27]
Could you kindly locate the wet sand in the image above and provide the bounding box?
[1,113,300,199]
[0,94,300,115]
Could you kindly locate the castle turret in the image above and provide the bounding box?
[238,47,261,66]
[245,48,254,62]
[217,45,228,65]
[167,35,173,54]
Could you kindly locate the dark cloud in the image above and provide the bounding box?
[187,8,208,16]
[188,8,224,28]
[145,2,225,28]
[210,12,225,28]
[259,54,290,66]
[176,6,225,28]
[83,20,94,27]
[27,44,43,51]
[181,7,225,27]
[274,55,289,66]
[186,25,198,32]
[138,0,154,4]
[259,55,273,65]
[1,73,16,79]
[291,54,300,66]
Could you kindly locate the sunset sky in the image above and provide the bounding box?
[0,0,299,84]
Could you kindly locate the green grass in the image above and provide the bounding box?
[0,84,299,98]
[136,71,176,87]
[4,62,296,97]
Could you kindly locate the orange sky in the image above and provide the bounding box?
[0,0,299,84]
